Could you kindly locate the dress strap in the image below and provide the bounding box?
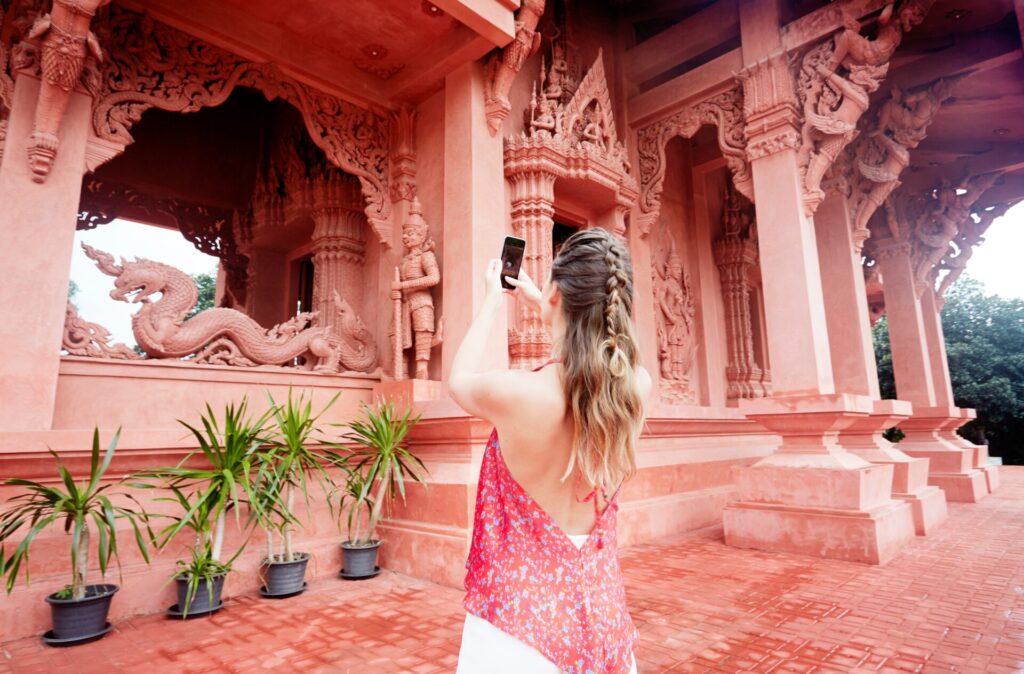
[530,357,562,372]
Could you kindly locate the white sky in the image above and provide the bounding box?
[71,205,1024,349]
[71,220,218,348]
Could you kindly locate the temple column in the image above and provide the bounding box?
[0,74,94,429]
[722,13,914,563]
[816,194,947,535]
[506,170,555,369]
[921,286,999,492]
[440,61,508,378]
[310,183,368,327]
[875,239,986,502]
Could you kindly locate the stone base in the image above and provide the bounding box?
[981,465,1001,493]
[898,406,988,503]
[723,499,915,565]
[927,470,988,503]
[893,485,948,536]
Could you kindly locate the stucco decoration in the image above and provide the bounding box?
[390,197,442,380]
[483,0,544,135]
[713,185,770,400]
[505,45,637,368]
[652,225,697,404]
[81,243,377,373]
[795,0,934,216]
[77,176,251,306]
[846,78,957,250]
[390,107,417,203]
[88,6,392,244]
[936,200,1017,299]
[635,87,751,237]
[62,301,138,359]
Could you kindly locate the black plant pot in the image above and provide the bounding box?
[44,583,118,646]
[171,573,225,618]
[340,540,381,579]
[261,552,310,598]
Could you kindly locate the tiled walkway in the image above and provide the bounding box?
[3,468,1024,673]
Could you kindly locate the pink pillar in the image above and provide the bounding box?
[815,195,946,535]
[875,240,986,502]
[921,287,999,493]
[0,75,93,430]
[723,11,914,564]
[440,61,508,379]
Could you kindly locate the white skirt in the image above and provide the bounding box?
[456,534,638,674]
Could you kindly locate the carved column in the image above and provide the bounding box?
[507,169,556,369]
[723,5,914,565]
[873,237,986,502]
[311,202,367,328]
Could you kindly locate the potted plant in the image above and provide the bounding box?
[337,401,427,579]
[0,428,153,645]
[140,398,271,618]
[254,389,341,598]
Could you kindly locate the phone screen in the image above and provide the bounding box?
[500,236,526,290]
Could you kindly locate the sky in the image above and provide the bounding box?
[71,205,1024,350]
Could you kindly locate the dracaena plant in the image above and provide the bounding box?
[0,428,153,600]
[254,389,343,564]
[339,401,428,546]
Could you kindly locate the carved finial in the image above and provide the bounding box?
[81,242,122,276]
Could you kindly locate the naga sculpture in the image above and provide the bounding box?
[484,0,544,135]
[936,202,1014,298]
[82,244,377,373]
[62,301,138,359]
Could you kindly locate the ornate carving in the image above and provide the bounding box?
[483,0,544,135]
[23,0,109,181]
[354,44,404,81]
[390,107,417,203]
[390,197,442,380]
[89,6,392,244]
[81,243,376,372]
[936,200,1016,298]
[62,301,138,359]
[0,1,15,162]
[77,176,251,305]
[795,1,934,216]
[636,87,751,236]
[847,77,957,250]
[652,225,697,404]
[713,185,769,400]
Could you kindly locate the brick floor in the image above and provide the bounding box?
[3,467,1024,673]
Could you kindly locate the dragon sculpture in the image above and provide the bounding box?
[82,243,377,373]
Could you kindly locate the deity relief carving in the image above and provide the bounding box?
[62,301,138,359]
[81,244,377,373]
[847,77,957,249]
[795,1,934,216]
[483,0,544,135]
[390,198,442,380]
[936,201,1016,298]
[87,6,392,244]
[652,227,697,404]
[635,88,752,237]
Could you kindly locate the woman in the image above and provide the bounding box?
[449,228,651,674]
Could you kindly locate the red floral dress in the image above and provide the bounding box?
[461,422,638,674]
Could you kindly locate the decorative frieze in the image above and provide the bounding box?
[483,0,544,135]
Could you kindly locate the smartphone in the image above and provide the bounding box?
[500,236,526,290]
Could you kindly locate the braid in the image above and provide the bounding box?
[603,241,632,376]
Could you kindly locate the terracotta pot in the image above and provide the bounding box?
[45,583,118,644]
[340,540,381,578]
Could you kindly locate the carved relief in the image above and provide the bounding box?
[483,0,544,135]
[847,77,957,249]
[652,225,697,404]
[390,107,417,203]
[713,185,770,400]
[636,87,751,236]
[390,197,442,380]
[0,0,16,162]
[795,1,934,216]
[936,200,1016,298]
[77,176,251,305]
[62,301,138,359]
[89,6,392,244]
[81,243,377,373]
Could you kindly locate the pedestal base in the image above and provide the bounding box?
[926,470,988,503]
[893,484,948,536]
[897,406,987,503]
[981,465,1000,492]
[939,408,999,494]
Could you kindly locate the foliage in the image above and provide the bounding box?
[136,398,274,613]
[338,402,427,546]
[68,280,80,311]
[254,389,342,564]
[0,429,152,600]
[174,543,231,618]
[873,276,1024,463]
[187,269,218,319]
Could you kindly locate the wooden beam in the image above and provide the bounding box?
[621,0,713,24]
[625,0,739,84]
[387,30,495,104]
[627,48,743,126]
[431,0,517,47]
[901,144,1024,192]
[781,0,888,51]
[886,24,1023,92]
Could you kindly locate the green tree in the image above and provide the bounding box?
[68,279,80,311]
[188,268,218,319]
[873,276,1024,464]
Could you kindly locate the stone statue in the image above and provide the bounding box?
[82,243,377,372]
[936,202,1013,297]
[484,0,545,135]
[652,233,697,401]
[62,301,139,359]
[543,41,568,103]
[391,197,442,379]
[581,106,609,152]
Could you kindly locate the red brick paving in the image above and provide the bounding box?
[3,467,1024,673]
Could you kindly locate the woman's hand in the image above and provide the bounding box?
[484,258,506,299]
[505,268,542,308]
